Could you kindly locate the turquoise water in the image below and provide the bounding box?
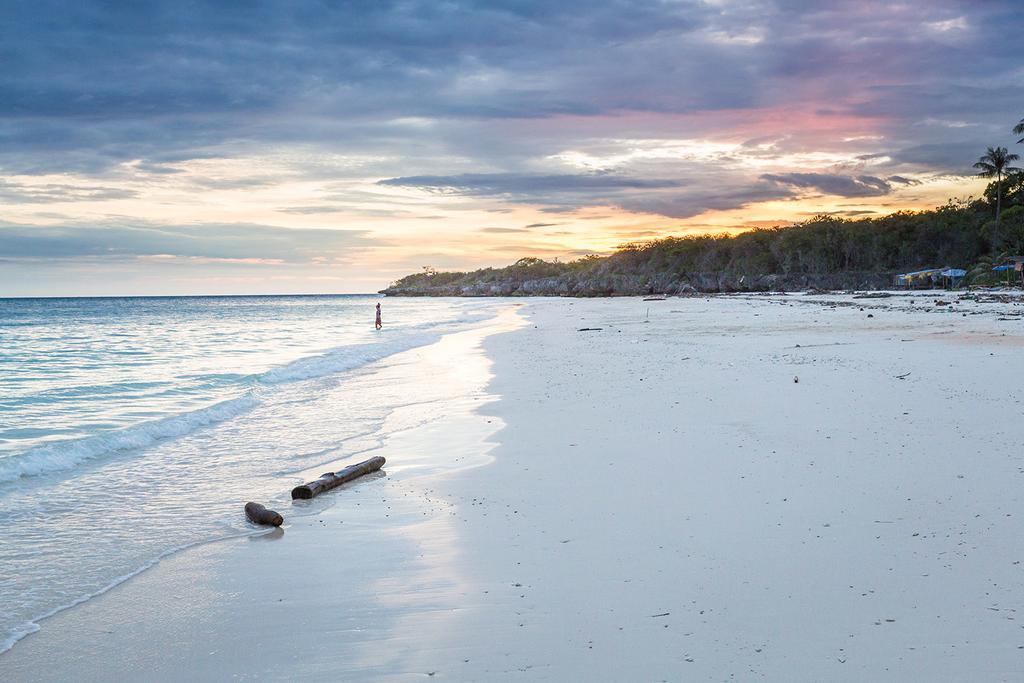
[0,295,504,652]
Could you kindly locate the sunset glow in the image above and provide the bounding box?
[1,1,1019,295]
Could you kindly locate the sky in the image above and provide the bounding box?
[1,0,1023,295]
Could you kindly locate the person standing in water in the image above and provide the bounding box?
[375,302,382,330]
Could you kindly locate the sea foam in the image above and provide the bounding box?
[257,332,437,384]
[0,323,467,484]
[0,393,259,484]
[0,295,507,660]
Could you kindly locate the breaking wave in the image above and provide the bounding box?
[0,394,260,484]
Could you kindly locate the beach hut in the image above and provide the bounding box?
[896,268,943,289]
[896,267,966,290]
[991,256,1024,286]
[939,268,966,288]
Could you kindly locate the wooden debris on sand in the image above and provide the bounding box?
[245,502,284,526]
[291,456,386,500]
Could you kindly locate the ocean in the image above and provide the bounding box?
[0,294,504,652]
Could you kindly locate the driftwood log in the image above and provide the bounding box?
[245,502,284,526]
[291,456,386,500]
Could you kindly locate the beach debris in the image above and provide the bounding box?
[643,297,666,301]
[577,327,603,331]
[895,372,911,380]
[649,612,671,618]
[793,376,799,383]
[291,456,386,500]
[245,502,284,526]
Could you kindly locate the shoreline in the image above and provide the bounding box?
[4,295,1024,680]
[0,305,522,668]
[0,307,526,680]
[380,286,1024,296]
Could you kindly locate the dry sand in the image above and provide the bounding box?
[3,292,1024,681]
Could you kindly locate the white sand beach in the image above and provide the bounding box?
[3,293,1024,681]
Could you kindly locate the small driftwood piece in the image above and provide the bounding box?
[291,456,386,500]
[245,502,283,526]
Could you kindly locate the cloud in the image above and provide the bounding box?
[479,227,529,233]
[276,206,344,215]
[0,220,377,262]
[2,0,1019,176]
[378,173,682,195]
[761,172,894,197]
[380,170,809,218]
[379,171,802,218]
[0,179,136,203]
[892,141,992,173]
[614,181,799,218]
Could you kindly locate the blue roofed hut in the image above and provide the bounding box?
[896,266,966,289]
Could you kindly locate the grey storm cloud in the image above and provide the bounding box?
[761,173,895,198]
[614,183,799,218]
[1,0,1022,175]
[0,221,377,261]
[381,172,802,218]
[887,176,921,186]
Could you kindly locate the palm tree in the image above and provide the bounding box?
[1015,118,1024,144]
[974,146,1021,221]
[965,253,996,287]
